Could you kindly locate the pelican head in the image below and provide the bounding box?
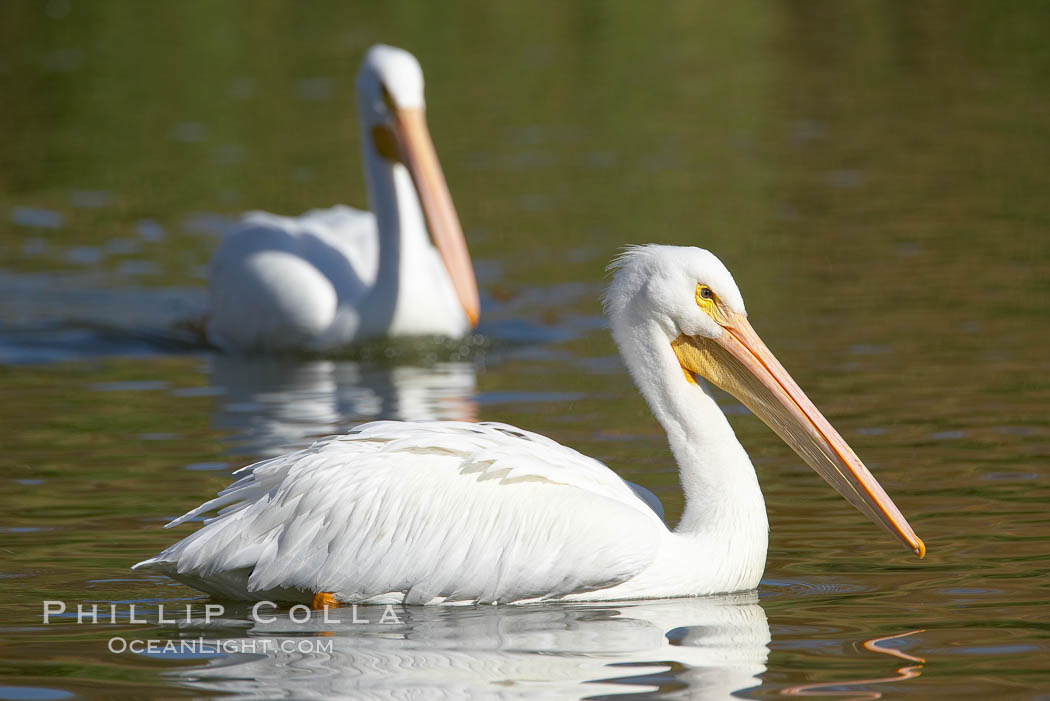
[605,245,924,558]
[356,44,480,328]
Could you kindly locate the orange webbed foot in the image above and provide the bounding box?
[312,592,339,609]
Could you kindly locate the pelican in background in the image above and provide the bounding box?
[206,45,480,353]
[137,246,923,604]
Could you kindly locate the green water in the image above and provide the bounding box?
[1,1,1048,698]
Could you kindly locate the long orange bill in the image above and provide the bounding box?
[672,313,925,557]
[390,107,480,328]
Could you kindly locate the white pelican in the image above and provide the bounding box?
[205,45,479,353]
[137,246,924,604]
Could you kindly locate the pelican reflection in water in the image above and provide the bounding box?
[207,355,477,457]
[164,596,771,699]
[158,598,925,699]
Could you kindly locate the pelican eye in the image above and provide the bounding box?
[380,84,397,112]
[371,125,402,162]
[695,283,729,324]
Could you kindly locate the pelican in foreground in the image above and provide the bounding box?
[206,45,479,353]
[137,246,924,604]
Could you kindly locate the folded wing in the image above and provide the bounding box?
[135,421,664,604]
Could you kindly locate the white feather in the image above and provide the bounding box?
[206,206,378,351]
[136,421,664,604]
